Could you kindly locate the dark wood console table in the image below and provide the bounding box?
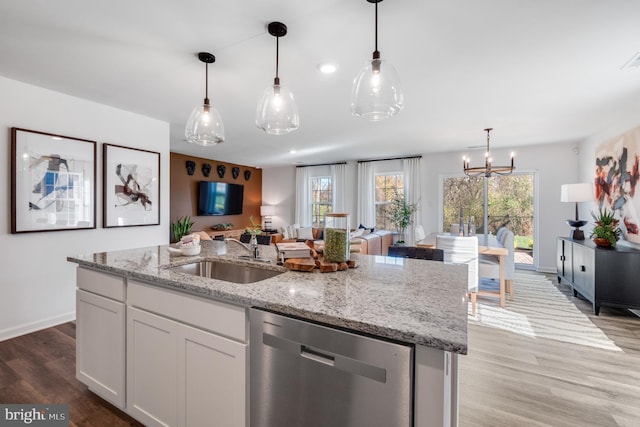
[557,237,640,315]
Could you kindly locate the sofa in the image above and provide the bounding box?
[272,227,393,256]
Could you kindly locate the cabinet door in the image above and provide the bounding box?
[572,244,595,302]
[178,324,247,427]
[76,290,125,409]
[127,307,178,427]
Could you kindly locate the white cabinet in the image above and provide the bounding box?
[127,307,179,427]
[127,280,248,427]
[178,321,246,427]
[75,268,126,409]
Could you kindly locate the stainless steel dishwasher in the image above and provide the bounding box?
[250,308,414,427]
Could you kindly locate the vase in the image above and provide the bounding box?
[593,237,611,248]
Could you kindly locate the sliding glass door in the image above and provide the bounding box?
[442,172,535,267]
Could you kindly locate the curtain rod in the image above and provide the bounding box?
[357,155,422,163]
[296,161,347,168]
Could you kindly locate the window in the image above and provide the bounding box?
[311,176,332,227]
[375,173,404,230]
[442,173,535,266]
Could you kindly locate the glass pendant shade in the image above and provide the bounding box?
[185,100,225,146]
[255,82,299,135]
[351,57,404,121]
[185,52,225,146]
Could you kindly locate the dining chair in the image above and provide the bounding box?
[479,227,515,299]
[436,235,479,316]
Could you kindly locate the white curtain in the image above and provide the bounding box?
[357,161,375,228]
[331,163,348,213]
[295,167,312,226]
[403,157,422,245]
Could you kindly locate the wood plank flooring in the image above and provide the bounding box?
[0,275,638,426]
[459,277,640,427]
[0,322,142,426]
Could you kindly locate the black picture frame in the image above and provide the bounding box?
[11,127,96,233]
[103,143,160,227]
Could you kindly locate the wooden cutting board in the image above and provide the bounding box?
[283,257,316,272]
[283,256,357,273]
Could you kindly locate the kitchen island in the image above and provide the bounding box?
[68,240,468,427]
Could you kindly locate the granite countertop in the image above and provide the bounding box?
[68,240,468,354]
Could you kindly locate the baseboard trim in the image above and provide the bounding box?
[0,312,76,342]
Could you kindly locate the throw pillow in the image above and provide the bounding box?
[350,228,365,239]
[281,226,290,240]
[359,223,375,234]
[296,226,314,240]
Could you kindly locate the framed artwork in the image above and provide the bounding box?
[11,127,96,233]
[595,126,640,244]
[103,143,160,227]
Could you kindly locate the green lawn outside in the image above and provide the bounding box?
[514,235,533,249]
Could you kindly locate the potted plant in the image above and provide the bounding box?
[387,192,419,245]
[171,215,194,243]
[246,216,262,236]
[590,208,621,247]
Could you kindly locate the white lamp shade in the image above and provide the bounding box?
[255,84,299,135]
[560,183,594,203]
[350,58,404,121]
[260,205,276,216]
[185,102,225,146]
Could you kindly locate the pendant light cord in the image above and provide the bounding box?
[204,62,209,104]
[374,1,378,54]
[275,35,280,83]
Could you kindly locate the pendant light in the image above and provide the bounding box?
[351,0,404,121]
[185,52,225,146]
[255,21,299,135]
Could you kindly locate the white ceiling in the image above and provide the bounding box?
[2,0,640,168]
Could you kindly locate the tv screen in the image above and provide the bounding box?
[198,181,244,216]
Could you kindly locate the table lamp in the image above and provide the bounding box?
[260,205,276,232]
[560,183,594,240]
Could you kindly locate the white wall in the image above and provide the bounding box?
[0,76,170,341]
[263,141,579,272]
[262,165,296,231]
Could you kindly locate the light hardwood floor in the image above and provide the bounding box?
[459,276,640,427]
[0,275,638,426]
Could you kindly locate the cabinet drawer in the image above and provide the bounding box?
[128,280,247,342]
[77,267,126,302]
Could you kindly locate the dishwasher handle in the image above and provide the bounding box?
[300,345,335,366]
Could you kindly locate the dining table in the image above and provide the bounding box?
[417,232,509,307]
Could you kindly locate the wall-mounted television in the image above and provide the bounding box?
[198,181,244,216]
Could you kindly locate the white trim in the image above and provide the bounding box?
[0,311,75,342]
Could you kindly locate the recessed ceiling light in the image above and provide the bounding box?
[318,63,337,74]
[289,149,296,154]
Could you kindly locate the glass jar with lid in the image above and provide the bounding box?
[324,213,350,263]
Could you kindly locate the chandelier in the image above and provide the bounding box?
[463,128,515,177]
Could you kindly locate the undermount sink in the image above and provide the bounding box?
[170,260,283,284]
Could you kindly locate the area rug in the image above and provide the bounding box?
[469,271,621,351]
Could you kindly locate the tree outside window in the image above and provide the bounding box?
[311,176,332,227]
[375,173,404,230]
[442,173,535,265]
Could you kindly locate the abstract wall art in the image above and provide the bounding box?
[11,127,96,233]
[595,126,640,244]
[103,143,160,227]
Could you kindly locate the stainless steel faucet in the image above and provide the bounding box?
[225,236,260,259]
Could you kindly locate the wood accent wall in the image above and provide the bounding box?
[170,152,262,233]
